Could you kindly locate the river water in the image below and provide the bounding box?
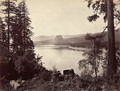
[34,45,86,75]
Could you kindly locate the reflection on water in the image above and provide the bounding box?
[34,45,85,74]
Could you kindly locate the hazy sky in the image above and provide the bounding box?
[26,0,107,36]
[25,0,108,36]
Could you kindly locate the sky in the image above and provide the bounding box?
[26,0,107,36]
[1,0,107,36]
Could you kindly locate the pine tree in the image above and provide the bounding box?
[0,17,7,53]
[1,0,34,55]
[16,0,34,54]
[107,0,117,78]
[1,0,17,53]
[86,0,120,77]
[0,0,35,80]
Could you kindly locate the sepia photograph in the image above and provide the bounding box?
[0,0,120,91]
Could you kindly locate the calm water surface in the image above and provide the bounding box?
[34,45,85,74]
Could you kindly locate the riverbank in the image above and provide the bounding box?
[35,45,88,52]
[68,46,88,52]
[5,72,120,91]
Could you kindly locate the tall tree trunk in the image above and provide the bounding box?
[23,0,26,53]
[107,0,117,77]
[7,0,10,52]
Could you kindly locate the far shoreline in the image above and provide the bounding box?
[34,44,88,52]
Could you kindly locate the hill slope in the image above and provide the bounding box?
[33,28,120,47]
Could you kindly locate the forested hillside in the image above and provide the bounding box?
[33,28,120,47]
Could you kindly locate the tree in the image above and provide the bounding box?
[1,0,17,53]
[79,33,104,78]
[0,17,8,59]
[0,0,35,81]
[9,0,35,79]
[0,17,7,44]
[1,0,34,55]
[86,0,120,77]
[107,0,117,78]
[9,0,34,55]
[17,0,34,53]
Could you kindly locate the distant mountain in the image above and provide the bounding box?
[55,35,65,45]
[33,28,120,47]
[64,35,87,44]
[32,34,85,42]
[63,34,85,39]
[103,28,120,42]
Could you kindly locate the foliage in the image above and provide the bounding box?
[0,18,7,43]
[0,0,34,54]
[14,49,42,79]
[86,0,119,85]
[17,73,120,91]
[116,48,120,73]
[86,0,120,25]
[79,33,104,78]
[0,1,41,89]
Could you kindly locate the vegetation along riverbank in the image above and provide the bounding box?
[0,0,120,91]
